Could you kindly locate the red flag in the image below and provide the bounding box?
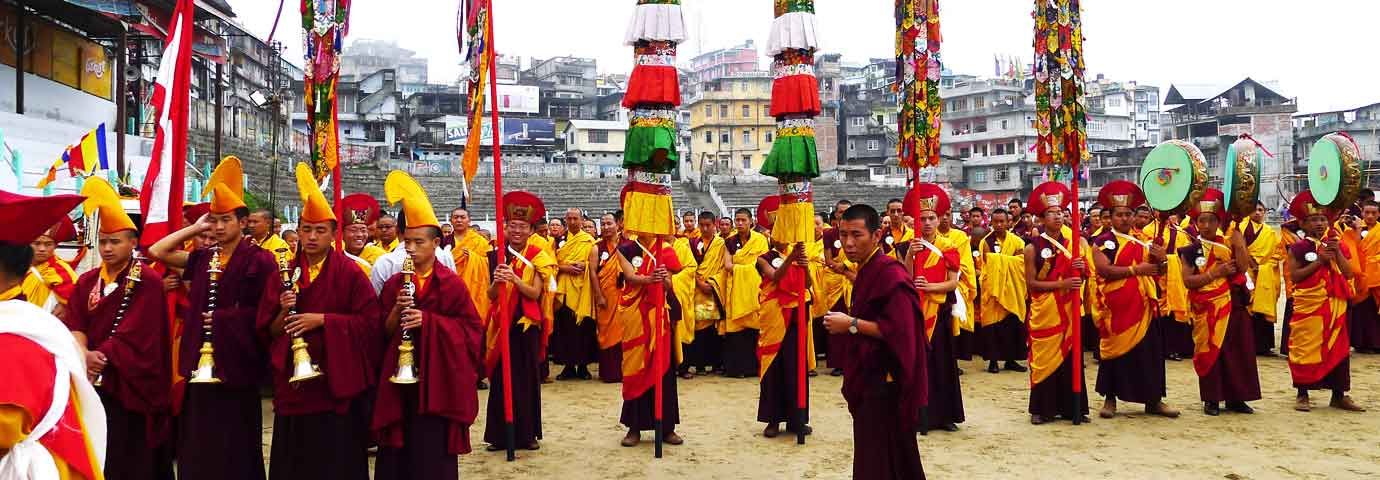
[139,0,193,246]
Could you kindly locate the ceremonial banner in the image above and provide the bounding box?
[138,0,193,246]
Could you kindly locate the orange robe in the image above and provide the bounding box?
[1286,236,1353,386]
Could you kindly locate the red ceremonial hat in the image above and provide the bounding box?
[0,191,85,245]
[339,193,381,226]
[182,202,210,226]
[1026,182,1072,217]
[1288,190,1334,221]
[1097,180,1145,211]
[904,183,950,216]
[503,191,545,225]
[1189,188,1229,223]
[756,195,781,229]
[42,217,78,243]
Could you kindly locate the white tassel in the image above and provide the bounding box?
[767,11,820,56]
[624,3,687,46]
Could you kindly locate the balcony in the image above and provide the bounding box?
[961,153,1028,167]
[944,102,1029,120]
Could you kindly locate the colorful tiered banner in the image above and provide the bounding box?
[762,0,821,245]
[621,0,686,236]
[895,0,943,170]
[1032,0,1086,166]
[460,0,492,191]
[302,0,351,180]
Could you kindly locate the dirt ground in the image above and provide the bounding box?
[260,347,1380,479]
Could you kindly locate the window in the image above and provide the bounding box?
[720,105,729,117]
[850,117,865,127]
[721,131,731,144]
[1000,119,1009,130]
[705,131,713,143]
[977,144,989,156]
[995,168,1010,183]
[705,105,713,117]
[1088,120,1106,135]
[866,139,880,151]
[975,96,986,108]
[743,130,751,144]
[974,170,987,183]
[742,155,752,169]
[742,105,751,117]
[959,147,971,158]
[765,131,773,143]
[847,140,856,151]
[975,120,987,133]
[1108,97,1122,107]
[762,104,770,117]
[587,130,608,144]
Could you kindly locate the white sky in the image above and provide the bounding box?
[230,0,1378,114]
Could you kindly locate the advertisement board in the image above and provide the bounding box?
[447,117,554,147]
[488,84,540,114]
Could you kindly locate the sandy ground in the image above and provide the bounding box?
[260,346,1380,479]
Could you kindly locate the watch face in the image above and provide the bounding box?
[848,325,858,334]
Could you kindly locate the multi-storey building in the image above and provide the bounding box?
[1164,78,1296,208]
[687,40,759,89]
[685,72,775,176]
[524,56,597,123]
[1085,75,1160,148]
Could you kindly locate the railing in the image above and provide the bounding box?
[706,180,728,218]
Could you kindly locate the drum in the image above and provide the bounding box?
[1307,133,1363,209]
[1223,137,1261,218]
[1139,140,1209,213]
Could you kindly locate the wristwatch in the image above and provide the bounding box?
[848,316,859,334]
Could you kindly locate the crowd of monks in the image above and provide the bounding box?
[0,155,1374,479]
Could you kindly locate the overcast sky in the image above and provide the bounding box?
[231,0,1377,114]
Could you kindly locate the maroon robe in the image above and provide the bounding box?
[176,239,275,480]
[257,249,381,480]
[1178,242,1262,404]
[722,233,760,378]
[65,260,172,480]
[755,250,809,430]
[681,235,725,374]
[372,263,484,462]
[840,250,927,479]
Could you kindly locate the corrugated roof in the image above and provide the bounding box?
[566,120,628,131]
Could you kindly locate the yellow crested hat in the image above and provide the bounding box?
[294,163,336,224]
[203,156,246,214]
[80,177,137,234]
[383,170,439,229]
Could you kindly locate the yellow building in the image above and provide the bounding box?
[686,73,777,175]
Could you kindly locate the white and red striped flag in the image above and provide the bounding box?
[139,0,194,246]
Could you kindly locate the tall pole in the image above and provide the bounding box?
[269,42,280,214]
[15,1,26,115]
[215,61,223,161]
[115,26,128,180]
[485,4,515,463]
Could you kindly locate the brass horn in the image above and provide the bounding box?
[389,255,419,384]
[278,249,322,384]
[189,246,224,384]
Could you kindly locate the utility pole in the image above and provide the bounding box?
[15,1,26,115]
[115,26,128,180]
[268,40,283,213]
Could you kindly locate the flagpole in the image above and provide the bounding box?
[484,3,516,462]
[1069,161,1084,426]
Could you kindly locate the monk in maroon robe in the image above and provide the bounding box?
[483,192,557,452]
[372,224,484,479]
[259,216,382,480]
[150,201,274,480]
[824,205,928,479]
[66,229,172,480]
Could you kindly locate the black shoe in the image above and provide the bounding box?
[578,368,593,380]
[1226,401,1254,414]
[1004,361,1028,372]
[939,423,959,432]
[1030,414,1049,425]
[1257,350,1278,357]
[956,367,964,376]
[1167,353,1183,362]
[556,369,577,381]
[787,424,813,436]
[829,368,843,377]
[1204,402,1220,416]
[477,380,489,390]
[987,361,1000,374]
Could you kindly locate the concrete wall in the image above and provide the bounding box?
[0,64,116,129]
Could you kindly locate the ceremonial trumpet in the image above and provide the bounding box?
[278,248,322,384]
[189,246,224,384]
[95,253,143,387]
[389,254,419,384]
